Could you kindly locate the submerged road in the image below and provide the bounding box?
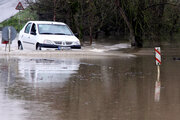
[0,49,179,120]
[0,31,134,58]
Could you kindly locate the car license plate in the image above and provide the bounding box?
[62,47,71,50]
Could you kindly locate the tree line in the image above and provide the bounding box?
[26,0,180,47]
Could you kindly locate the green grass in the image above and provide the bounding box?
[0,8,38,32]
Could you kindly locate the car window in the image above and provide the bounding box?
[30,23,36,34]
[38,24,73,35]
[24,23,32,33]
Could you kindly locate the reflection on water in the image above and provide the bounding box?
[0,54,180,120]
[155,80,161,102]
[0,58,27,120]
[18,58,80,88]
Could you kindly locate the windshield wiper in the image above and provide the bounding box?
[40,33,71,35]
[54,33,66,35]
[40,32,53,34]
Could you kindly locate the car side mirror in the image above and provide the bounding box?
[74,33,79,37]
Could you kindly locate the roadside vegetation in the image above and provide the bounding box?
[25,0,180,47]
[0,8,37,32]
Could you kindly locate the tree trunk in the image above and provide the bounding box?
[89,26,93,45]
[53,0,56,21]
[115,0,144,47]
[118,5,136,47]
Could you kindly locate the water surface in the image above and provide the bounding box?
[0,53,180,120]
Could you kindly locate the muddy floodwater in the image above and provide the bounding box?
[0,49,180,120]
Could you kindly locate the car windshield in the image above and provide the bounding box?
[38,24,73,35]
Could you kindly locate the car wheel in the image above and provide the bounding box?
[18,41,23,50]
[36,44,41,50]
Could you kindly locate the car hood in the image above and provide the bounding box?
[39,35,79,42]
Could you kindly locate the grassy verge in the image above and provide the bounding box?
[0,8,38,32]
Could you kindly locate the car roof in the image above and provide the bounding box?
[28,21,66,25]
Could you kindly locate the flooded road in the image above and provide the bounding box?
[0,53,180,120]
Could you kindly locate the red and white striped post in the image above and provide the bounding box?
[155,47,161,66]
[154,47,161,102]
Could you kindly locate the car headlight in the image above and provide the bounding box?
[74,41,80,45]
[43,40,55,44]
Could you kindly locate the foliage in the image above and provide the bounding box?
[26,0,180,47]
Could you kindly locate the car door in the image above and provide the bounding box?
[22,22,32,49]
[29,23,38,50]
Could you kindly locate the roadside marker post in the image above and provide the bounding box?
[155,47,161,66]
[8,27,11,52]
[2,26,17,52]
[154,47,161,102]
[155,47,161,81]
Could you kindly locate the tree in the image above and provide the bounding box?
[115,0,146,47]
[26,0,180,47]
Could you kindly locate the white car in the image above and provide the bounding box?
[18,21,81,50]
